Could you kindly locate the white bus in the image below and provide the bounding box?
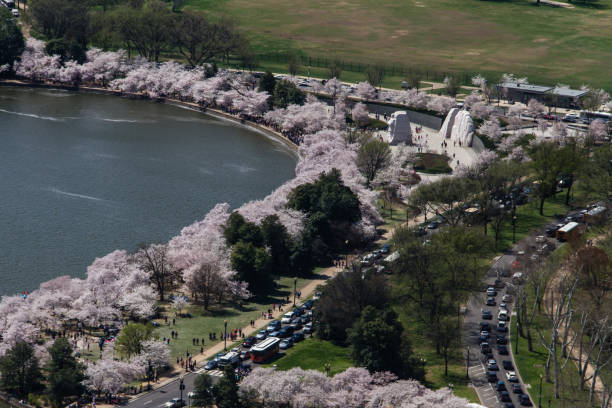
[579,111,612,122]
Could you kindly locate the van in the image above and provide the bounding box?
[217,351,240,368]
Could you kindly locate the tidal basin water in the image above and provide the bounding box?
[0,87,296,296]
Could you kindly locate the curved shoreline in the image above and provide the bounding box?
[0,79,299,154]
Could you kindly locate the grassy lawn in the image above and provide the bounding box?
[154,276,314,359]
[182,0,612,91]
[414,153,452,174]
[262,337,353,376]
[510,318,594,408]
[487,192,570,252]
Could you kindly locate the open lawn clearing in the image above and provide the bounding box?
[183,0,612,90]
[262,337,353,376]
[154,276,313,359]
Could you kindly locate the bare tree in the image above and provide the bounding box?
[136,244,178,301]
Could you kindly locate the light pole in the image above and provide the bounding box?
[514,303,519,355]
[179,376,185,404]
[538,374,543,408]
[293,278,297,307]
[224,320,228,351]
[465,348,470,379]
[147,359,152,391]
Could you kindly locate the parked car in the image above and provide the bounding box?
[496,380,506,391]
[242,337,256,348]
[303,322,314,334]
[482,310,493,320]
[488,359,498,371]
[268,330,282,338]
[266,320,281,332]
[480,342,490,354]
[480,322,491,331]
[497,321,508,332]
[164,398,185,408]
[497,335,507,345]
[281,311,295,324]
[279,338,293,350]
[487,287,497,296]
[512,384,523,394]
[11,8,18,17]
[504,403,516,408]
[240,350,250,360]
[487,371,498,382]
[256,330,268,340]
[204,359,217,370]
[380,244,391,254]
[506,371,519,382]
[499,391,511,402]
[292,332,305,343]
[486,297,496,306]
[480,331,489,342]
[498,310,509,321]
[414,227,427,237]
[497,345,509,355]
[502,360,513,370]
[500,302,507,310]
[278,326,294,338]
[520,394,532,406]
[427,221,440,229]
[303,300,314,309]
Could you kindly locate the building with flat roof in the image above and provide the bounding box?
[499,82,588,109]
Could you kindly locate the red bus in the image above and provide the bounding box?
[250,337,280,363]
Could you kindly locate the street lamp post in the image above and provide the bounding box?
[147,359,152,391]
[293,278,297,307]
[179,376,185,404]
[514,302,519,355]
[224,320,228,351]
[538,374,543,408]
[465,348,470,379]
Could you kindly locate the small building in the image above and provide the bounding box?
[498,82,588,109]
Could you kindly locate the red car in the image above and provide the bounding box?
[541,113,555,120]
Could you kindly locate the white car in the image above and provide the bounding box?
[11,8,19,17]
[502,294,512,302]
[506,371,518,382]
[281,311,294,324]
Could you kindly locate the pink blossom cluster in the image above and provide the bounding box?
[240,367,475,408]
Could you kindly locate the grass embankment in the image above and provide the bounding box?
[263,337,353,376]
[154,276,313,359]
[182,0,612,91]
[413,153,452,174]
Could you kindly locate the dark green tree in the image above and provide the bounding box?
[0,342,43,398]
[349,305,422,379]
[224,212,263,247]
[444,75,462,97]
[365,64,385,90]
[261,215,292,276]
[257,71,276,95]
[45,338,85,408]
[213,365,240,408]
[273,79,305,108]
[173,11,223,67]
[191,374,215,407]
[45,38,87,64]
[115,322,155,358]
[528,141,565,215]
[317,268,390,344]
[287,53,301,77]
[29,0,90,46]
[0,8,25,68]
[231,241,273,294]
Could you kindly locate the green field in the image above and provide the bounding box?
[182,0,612,91]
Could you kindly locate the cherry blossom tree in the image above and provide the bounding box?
[470,102,494,120]
[588,119,607,143]
[352,102,370,126]
[527,98,545,118]
[478,118,502,142]
[84,359,144,395]
[463,91,482,109]
[355,81,376,100]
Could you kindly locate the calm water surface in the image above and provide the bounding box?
[0,87,296,296]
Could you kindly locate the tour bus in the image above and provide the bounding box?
[556,222,585,242]
[250,337,280,363]
[579,111,612,123]
[217,351,240,368]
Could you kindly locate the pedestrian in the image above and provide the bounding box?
[172,318,175,325]
[171,330,175,338]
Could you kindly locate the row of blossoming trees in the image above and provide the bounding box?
[0,39,466,401]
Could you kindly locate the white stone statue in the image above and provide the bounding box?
[387,111,412,145]
[439,108,474,146]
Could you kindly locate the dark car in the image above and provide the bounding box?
[497,335,507,345]
[498,345,509,355]
[486,297,496,306]
[480,322,491,331]
[502,360,513,370]
[505,404,515,408]
[488,359,498,371]
[512,384,523,394]
[268,330,282,338]
[303,300,314,309]
[496,381,506,391]
[242,337,256,348]
[520,394,532,406]
[480,331,489,342]
[204,359,217,370]
[487,371,498,382]
[380,244,391,254]
[497,322,508,332]
[278,326,294,338]
[414,227,427,237]
[500,391,511,402]
[255,330,268,340]
[480,342,490,354]
[293,307,304,317]
[292,332,305,343]
[482,310,493,320]
[279,338,293,350]
[266,320,281,332]
[427,221,439,229]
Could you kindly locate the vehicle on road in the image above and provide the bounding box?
[499,391,511,402]
[512,384,523,394]
[502,360,513,370]
[427,221,439,229]
[496,381,506,391]
[497,345,509,355]
[486,297,496,306]
[503,294,512,302]
[303,322,314,334]
[281,311,295,324]
[204,359,217,370]
[256,330,268,340]
[11,8,18,17]
[279,338,293,349]
[243,337,256,348]
[292,332,305,342]
[240,350,250,360]
[498,310,509,321]
[497,321,508,332]
[486,287,497,296]
[487,371,498,382]
[278,326,294,338]
[482,310,492,320]
[163,398,185,408]
[380,244,391,254]
[480,331,489,342]
[414,227,427,237]
[266,320,281,332]
[303,300,314,309]
[488,359,498,371]
[480,322,490,331]
[268,330,282,337]
[251,337,280,363]
[506,371,518,382]
[496,335,507,344]
[218,351,240,368]
[480,342,490,353]
[520,394,532,406]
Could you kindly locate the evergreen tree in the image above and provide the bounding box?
[0,342,43,398]
[45,338,86,408]
[273,80,305,108]
[191,374,214,407]
[213,365,240,408]
[257,71,276,95]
